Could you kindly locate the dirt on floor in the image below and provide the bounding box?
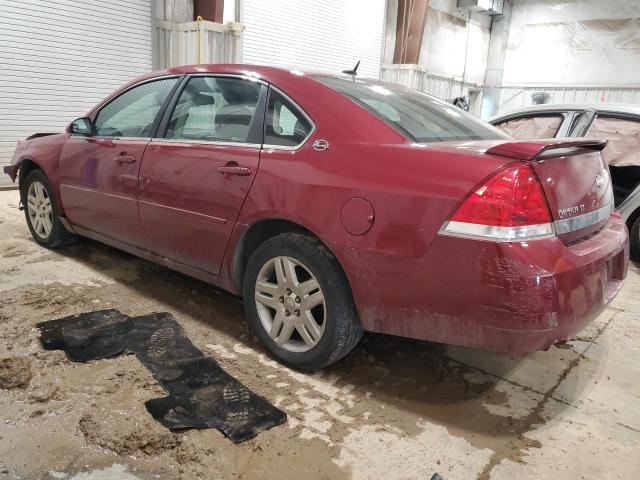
[1,189,639,480]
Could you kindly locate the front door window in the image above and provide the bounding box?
[93,78,178,138]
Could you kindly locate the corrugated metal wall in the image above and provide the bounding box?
[381,64,484,115]
[240,0,386,79]
[382,64,480,101]
[0,0,153,188]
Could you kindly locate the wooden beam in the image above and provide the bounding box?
[393,0,428,64]
[194,0,224,23]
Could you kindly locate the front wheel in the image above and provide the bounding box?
[22,169,76,248]
[243,233,362,371]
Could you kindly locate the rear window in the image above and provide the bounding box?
[315,76,508,143]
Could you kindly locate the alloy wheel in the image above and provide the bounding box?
[254,256,326,353]
[27,181,53,239]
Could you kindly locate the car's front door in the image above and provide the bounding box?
[59,77,180,247]
[137,75,266,274]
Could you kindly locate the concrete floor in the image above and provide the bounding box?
[0,188,639,480]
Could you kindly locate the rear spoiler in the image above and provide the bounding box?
[486,138,608,161]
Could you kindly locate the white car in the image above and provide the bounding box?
[491,103,640,260]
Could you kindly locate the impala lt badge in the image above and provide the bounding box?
[558,204,585,218]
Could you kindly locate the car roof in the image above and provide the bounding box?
[135,64,346,83]
[490,103,640,122]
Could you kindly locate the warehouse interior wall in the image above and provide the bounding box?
[481,1,512,119]
[418,1,492,86]
[483,0,640,117]
[501,0,640,87]
[384,0,640,117]
[383,0,495,115]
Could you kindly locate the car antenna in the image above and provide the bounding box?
[342,60,360,79]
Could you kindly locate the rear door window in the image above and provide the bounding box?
[264,90,312,147]
[496,114,564,139]
[165,76,262,143]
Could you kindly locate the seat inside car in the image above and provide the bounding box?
[214,80,259,142]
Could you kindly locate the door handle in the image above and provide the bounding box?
[114,154,137,164]
[218,163,252,176]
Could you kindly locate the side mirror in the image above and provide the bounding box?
[68,117,93,136]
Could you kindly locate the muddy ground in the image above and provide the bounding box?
[0,189,639,480]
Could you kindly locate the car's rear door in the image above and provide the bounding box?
[59,77,180,247]
[137,75,266,274]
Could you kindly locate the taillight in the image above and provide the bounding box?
[440,164,555,241]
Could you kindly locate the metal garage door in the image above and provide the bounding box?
[240,0,386,80]
[0,0,153,188]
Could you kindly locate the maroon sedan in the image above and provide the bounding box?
[4,65,629,371]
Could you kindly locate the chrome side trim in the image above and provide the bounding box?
[439,221,555,242]
[553,202,614,234]
[150,138,262,149]
[69,135,152,141]
[138,199,227,224]
[60,184,138,203]
[187,72,269,86]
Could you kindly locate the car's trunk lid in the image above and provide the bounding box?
[486,139,614,243]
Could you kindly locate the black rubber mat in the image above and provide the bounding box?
[36,310,286,443]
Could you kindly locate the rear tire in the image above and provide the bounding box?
[243,233,363,371]
[630,216,640,262]
[22,169,76,248]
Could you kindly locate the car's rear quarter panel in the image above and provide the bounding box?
[231,73,629,351]
[229,77,517,335]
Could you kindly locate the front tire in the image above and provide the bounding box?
[243,233,362,371]
[22,169,76,248]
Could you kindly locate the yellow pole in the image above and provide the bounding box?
[196,15,203,63]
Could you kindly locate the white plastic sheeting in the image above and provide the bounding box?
[502,0,640,86]
[418,8,491,85]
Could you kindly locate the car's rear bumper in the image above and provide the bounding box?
[334,211,629,353]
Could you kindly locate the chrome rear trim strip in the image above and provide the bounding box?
[439,221,555,242]
[553,202,614,235]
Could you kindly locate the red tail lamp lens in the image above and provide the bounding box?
[451,164,552,227]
